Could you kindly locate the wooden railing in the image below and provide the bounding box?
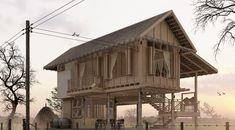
[67,77,101,92]
[103,76,139,89]
[68,75,179,92]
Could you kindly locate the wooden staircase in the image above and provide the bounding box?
[144,94,199,128]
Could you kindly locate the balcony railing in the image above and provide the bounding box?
[68,75,179,92]
[67,77,101,93]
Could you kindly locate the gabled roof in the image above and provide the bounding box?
[44,10,197,71]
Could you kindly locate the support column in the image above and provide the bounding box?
[136,104,139,126]
[171,93,175,129]
[194,73,198,130]
[106,93,111,129]
[82,97,86,128]
[136,89,143,129]
[162,94,165,127]
[113,98,117,120]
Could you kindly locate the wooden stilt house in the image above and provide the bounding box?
[44,10,217,129]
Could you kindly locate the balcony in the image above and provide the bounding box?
[67,77,103,95]
[67,75,180,94]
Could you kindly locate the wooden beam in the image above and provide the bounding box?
[181,62,194,71]
[194,73,198,129]
[183,55,208,73]
[181,70,204,75]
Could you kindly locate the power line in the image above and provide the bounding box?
[1,29,25,47]
[1,32,25,48]
[32,31,114,48]
[33,28,76,37]
[33,27,95,40]
[32,31,88,43]
[32,0,85,28]
[9,32,25,43]
[1,0,85,49]
[6,29,25,43]
[32,27,112,46]
[31,0,76,26]
[1,0,84,48]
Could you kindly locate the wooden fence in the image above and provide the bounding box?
[0,120,233,130]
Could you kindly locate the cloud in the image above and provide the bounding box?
[1,0,27,11]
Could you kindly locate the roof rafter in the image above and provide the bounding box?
[183,55,208,73]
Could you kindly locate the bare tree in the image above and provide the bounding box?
[46,87,62,115]
[194,0,235,56]
[0,43,36,119]
[200,102,221,123]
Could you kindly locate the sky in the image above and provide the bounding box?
[0,0,235,119]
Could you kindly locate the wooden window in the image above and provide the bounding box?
[72,98,83,118]
[153,50,171,78]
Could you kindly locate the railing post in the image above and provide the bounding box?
[7,119,11,130]
[35,123,37,130]
[226,122,229,130]
[1,122,3,130]
[180,122,184,130]
[145,122,148,130]
[23,119,26,130]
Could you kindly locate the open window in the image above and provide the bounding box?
[153,50,171,78]
[72,98,83,118]
[112,52,127,78]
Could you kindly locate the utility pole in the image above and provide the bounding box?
[25,20,30,130]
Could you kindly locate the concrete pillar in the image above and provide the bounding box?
[171,93,175,129]
[136,89,143,129]
[194,73,198,130]
[106,93,111,129]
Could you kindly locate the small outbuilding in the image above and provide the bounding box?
[33,106,58,129]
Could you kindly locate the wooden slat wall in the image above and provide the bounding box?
[145,20,181,88]
[147,21,179,46]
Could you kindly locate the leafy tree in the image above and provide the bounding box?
[194,0,235,56]
[0,43,36,119]
[200,102,221,123]
[46,87,62,115]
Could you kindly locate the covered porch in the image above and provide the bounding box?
[70,85,197,130]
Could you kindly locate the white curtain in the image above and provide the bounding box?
[154,51,164,74]
[154,50,171,77]
[110,52,118,79]
[79,62,85,78]
[163,51,170,77]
